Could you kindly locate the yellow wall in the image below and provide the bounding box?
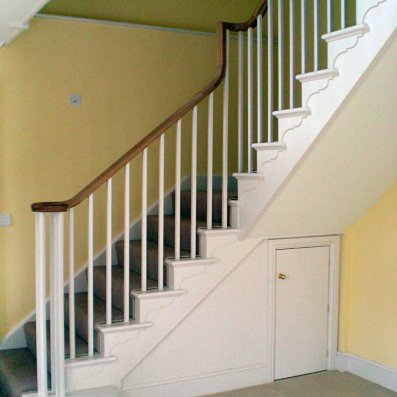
[340,182,397,369]
[0,17,240,340]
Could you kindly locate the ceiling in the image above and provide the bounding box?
[39,0,259,32]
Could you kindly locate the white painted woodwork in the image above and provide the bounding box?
[207,93,214,229]
[141,149,148,291]
[248,27,254,172]
[278,0,284,110]
[175,120,182,260]
[222,31,229,229]
[341,0,346,29]
[106,179,112,325]
[238,31,244,172]
[274,246,329,379]
[327,0,332,33]
[158,134,165,289]
[314,0,319,71]
[87,194,94,357]
[301,0,307,74]
[35,213,48,397]
[257,15,263,143]
[267,2,273,142]
[289,0,295,108]
[69,209,76,359]
[191,107,198,258]
[124,163,130,322]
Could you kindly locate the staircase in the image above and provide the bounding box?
[0,0,396,396]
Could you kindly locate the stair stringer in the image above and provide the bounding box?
[64,231,262,393]
[236,0,396,234]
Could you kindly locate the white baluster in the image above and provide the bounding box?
[191,106,198,258]
[267,2,273,142]
[257,15,263,143]
[88,194,94,356]
[35,212,48,397]
[141,149,148,291]
[314,0,319,71]
[124,164,130,322]
[238,31,244,172]
[248,27,254,173]
[207,93,214,229]
[289,0,295,108]
[158,134,165,288]
[175,120,181,260]
[106,179,112,325]
[327,0,332,33]
[222,30,229,229]
[278,0,284,110]
[50,212,65,397]
[301,0,307,74]
[341,0,346,29]
[69,209,75,359]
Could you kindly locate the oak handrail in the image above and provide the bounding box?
[31,0,268,212]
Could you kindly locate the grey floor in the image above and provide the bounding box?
[204,371,397,397]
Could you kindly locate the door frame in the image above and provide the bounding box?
[267,235,341,382]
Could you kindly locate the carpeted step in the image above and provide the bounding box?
[115,240,190,280]
[93,265,157,315]
[174,190,237,224]
[0,348,50,397]
[64,292,124,351]
[147,215,211,254]
[24,321,88,367]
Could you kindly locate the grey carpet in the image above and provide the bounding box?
[204,371,397,397]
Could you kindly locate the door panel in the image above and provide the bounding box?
[275,246,329,380]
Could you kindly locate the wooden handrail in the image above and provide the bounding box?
[32,0,268,213]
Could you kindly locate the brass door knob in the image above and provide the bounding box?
[278,273,287,280]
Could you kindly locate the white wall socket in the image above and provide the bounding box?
[69,94,81,107]
[0,213,12,227]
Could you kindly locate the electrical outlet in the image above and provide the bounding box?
[0,213,11,227]
[69,94,81,107]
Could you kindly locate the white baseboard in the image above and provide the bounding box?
[335,352,397,392]
[121,364,269,397]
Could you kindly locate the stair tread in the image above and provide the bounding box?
[94,265,157,314]
[24,321,88,363]
[0,348,48,397]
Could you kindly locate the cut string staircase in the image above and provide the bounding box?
[0,0,395,396]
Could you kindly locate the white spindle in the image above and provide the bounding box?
[278,0,284,110]
[222,30,229,229]
[257,15,263,143]
[69,209,75,359]
[35,213,48,397]
[248,27,254,173]
[301,0,307,74]
[124,163,130,322]
[141,149,147,291]
[106,179,112,325]
[88,194,94,356]
[289,0,295,108]
[191,106,198,258]
[267,2,273,142]
[238,31,244,172]
[207,93,214,229]
[327,0,332,33]
[314,0,319,71]
[50,213,65,397]
[341,0,346,29]
[158,134,164,288]
[175,120,181,260]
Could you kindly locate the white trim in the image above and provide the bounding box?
[267,235,340,381]
[335,352,397,392]
[121,363,268,397]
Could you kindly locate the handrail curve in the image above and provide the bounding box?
[31,0,268,212]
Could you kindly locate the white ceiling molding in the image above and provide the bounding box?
[0,0,50,47]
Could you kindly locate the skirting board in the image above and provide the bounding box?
[335,352,397,392]
[121,364,269,397]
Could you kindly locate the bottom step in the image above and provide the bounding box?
[0,348,48,397]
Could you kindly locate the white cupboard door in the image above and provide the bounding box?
[275,246,330,380]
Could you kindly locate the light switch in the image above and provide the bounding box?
[69,94,81,107]
[0,213,12,227]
